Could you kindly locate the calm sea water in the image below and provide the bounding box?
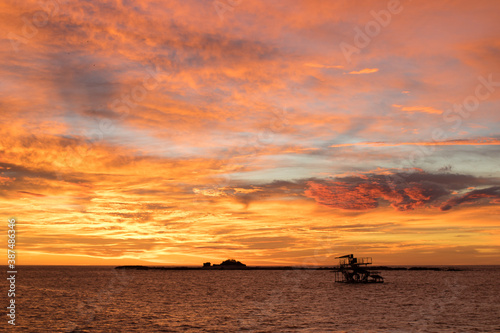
[2,266,500,332]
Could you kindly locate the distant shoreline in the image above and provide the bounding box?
[115,265,464,271]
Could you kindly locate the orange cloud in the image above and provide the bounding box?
[304,170,500,211]
[305,63,344,69]
[440,187,500,211]
[393,104,443,114]
[348,68,379,74]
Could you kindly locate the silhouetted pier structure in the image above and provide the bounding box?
[333,254,384,283]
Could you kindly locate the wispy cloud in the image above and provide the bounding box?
[348,68,379,74]
[330,137,500,148]
[393,104,443,115]
[305,63,344,69]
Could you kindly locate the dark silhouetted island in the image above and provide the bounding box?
[115,259,464,271]
[203,259,247,269]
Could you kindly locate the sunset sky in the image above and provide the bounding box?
[1,0,499,265]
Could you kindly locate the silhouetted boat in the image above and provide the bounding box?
[333,254,384,283]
